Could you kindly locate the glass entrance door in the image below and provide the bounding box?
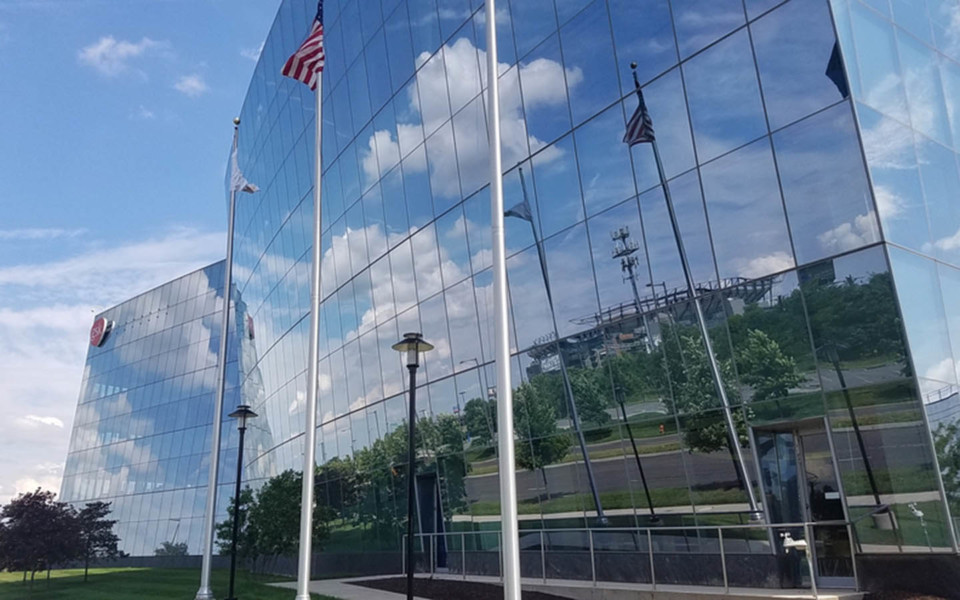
[755,422,855,589]
[797,429,854,587]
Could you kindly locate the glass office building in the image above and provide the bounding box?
[58,262,277,557]
[59,0,960,592]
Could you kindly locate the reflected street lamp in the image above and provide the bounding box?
[392,333,434,600]
[226,404,258,600]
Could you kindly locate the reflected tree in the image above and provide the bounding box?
[154,541,188,557]
[514,381,573,495]
[463,397,497,447]
[934,421,960,516]
[215,488,256,559]
[736,329,804,403]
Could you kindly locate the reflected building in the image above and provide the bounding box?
[59,262,274,557]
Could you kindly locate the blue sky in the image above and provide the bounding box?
[0,0,282,502]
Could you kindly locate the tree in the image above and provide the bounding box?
[0,489,79,579]
[154,541,188,556]
[463,397,496,447]
[513,381,572,494]
[214,488,256,560]
[76,501,120,582]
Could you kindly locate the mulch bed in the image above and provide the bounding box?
[867,593,950,600]
[352,577,570,600]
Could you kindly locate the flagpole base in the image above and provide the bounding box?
[194,587,215,600]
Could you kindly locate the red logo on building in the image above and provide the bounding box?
[90,317,111,347]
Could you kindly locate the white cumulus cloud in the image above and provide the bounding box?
[174,74,209,97]
[0,228,223,504]
[361,37,581,199]
[78,36,165,77]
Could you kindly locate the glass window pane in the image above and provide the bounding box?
[671,0,745,59]
[898,31,953,147]
[608,0,677,99]
[560,0,620,126]
[773,103,878,264]
[575,104,636,216]
[751,0,844,130]
[700,138,794,281]
[683,29,767,163]
[857,104,932,252]
[849,1,909,122]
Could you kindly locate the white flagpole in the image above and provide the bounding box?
[485,2,521,598]
[295,76,323,600]
[195,118,241,600]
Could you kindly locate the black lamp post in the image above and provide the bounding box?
[226,404,257,600]
[391,332,434,600]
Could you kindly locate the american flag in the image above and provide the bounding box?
[282,1,325,90]
[623,86,655,146]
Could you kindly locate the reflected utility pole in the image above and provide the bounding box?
[623,62,760,518]
[612,227,653,352]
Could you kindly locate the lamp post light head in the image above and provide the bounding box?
[392,332,434,368]
[228,404,258,430]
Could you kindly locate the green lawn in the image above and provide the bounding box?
[0,567,339,600]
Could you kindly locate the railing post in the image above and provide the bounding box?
[805,523,818,598]
[541,530,546,583]
[589,529,596,586]
[462,532,467,580]
[648,529,656,590]
[401,534,406,576]
[846,523,859,591]
[719,527,728,592]
[499,530,504,583]
[430,533,435,575]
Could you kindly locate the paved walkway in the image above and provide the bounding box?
[269,573,864,600]
[269,575,427,599]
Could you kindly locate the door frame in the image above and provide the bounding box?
[753,417,857,589]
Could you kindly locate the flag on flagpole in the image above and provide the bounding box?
[623,85,655,146]
[230,137,258,193]
[282,1,325,90]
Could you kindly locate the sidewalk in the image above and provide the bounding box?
[270,573,864,600]
[269,575,428,600]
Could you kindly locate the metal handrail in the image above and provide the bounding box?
[406,519,860,597]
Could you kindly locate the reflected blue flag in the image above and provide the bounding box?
[826,41,849,99]
[504,199,533,222]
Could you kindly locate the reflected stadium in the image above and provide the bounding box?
[62,0,960,594]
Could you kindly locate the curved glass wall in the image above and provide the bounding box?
[229,0,959,574]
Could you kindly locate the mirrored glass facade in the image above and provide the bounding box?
[227,0,960,580]
[60,262,241,557]
[60,0,960,588]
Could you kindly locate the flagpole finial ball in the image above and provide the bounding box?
[630,61,637,70]
[233,117,241,125]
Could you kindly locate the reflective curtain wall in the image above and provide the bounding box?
[831,0,960,546]
[60,262,237,557]
[228,0,956,569]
